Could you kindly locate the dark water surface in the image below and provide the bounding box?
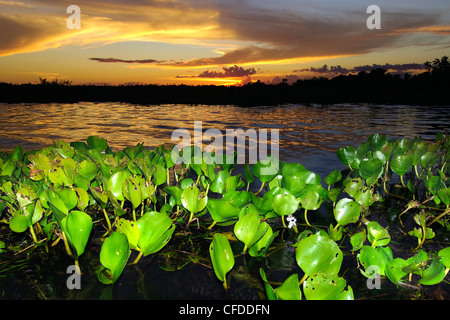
[1,103,449,177]
[0,102,449,300]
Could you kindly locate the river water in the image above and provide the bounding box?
[0,102,449,178]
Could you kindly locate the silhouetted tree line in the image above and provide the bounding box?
[1,56,449,106]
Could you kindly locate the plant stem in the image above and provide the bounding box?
[400,175,406,189]
[74,259,82,275]
[62,231,73,258]
[103,208,112,231]
[207,221,217,229]
[29,225,38,243]
[281,215,287,228]
[298,273,309,286]
[304,209,311,227]
[255,182,265,195]
[131,251,143,265]
[413,226,427,252]
[427,206,450,227]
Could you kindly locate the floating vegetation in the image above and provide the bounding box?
[0,133,449,300]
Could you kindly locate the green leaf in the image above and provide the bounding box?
[368,134,387,152]
[437,187,450,206]
[359,158,383,185]
[116,218,140,250]
[207,198,241,224]
[295,233,343,276]
[75,187,90,211]
[282,175,306,197]
[438,247,450,268]
[243,163,255,184]
[419,258,448,285]
[390,154,413,177]
[249,193,273,214]
[272,193,298,216]
[337,146,357,166]
[350,230,366,251]
[55,188,78,211]
[106,170,130,201]
[98,232,130,284]
[124,177,142,209]
[325,169,342,186]
[209,233,235,289]
[87,136,108,151]
[386,258,408,285]
[234,213,268,252]
[137,211,174,256]
[282,162,307,177]
[181,186,207,214]
[357,246,392,277]
[248,226,278,258]
[9,213,31,233]
[252,156,279,183]
[303,273,353,300]
[210,170,230,194]
[60,210,93,258]
[334,198,361,227]
[367,221,390,247]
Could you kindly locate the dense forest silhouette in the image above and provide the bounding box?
[1,56,449,106]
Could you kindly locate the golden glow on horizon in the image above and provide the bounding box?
[0,1,448,85]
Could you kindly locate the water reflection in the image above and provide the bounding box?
[0,102,448,177]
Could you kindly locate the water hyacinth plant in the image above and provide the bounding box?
[0,132,449,300]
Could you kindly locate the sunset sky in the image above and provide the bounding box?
[0,0,449,86]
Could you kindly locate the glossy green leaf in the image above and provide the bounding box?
[359,158,383,184]
[137,211,175,256]
[60,210,93,258]
[9,213,31,233]
[210,170,230,194]
[98,232,130,284]
[181,186,207,214]
[55,188,78,211]
[106,170,130,201]
[282,175,306,197]
[87,136,108,151]
[250,193,273,214]
[116,218,140,250]
[248,226,278,258]
[260,268,303,300]
[385,258,408,285]
[282,162,307,177]
[390,154,413,176]
[272,193,298,216]
[164,186,182,208]
[350,230,366,251]
[437,187,450,206]
[438,247,450,268]
[222,191,251,209]
[337,146,357,166]
[357,245,392,277]
[334,198,361,227]
[75,187,90,211]
[209,233,235,289]
[325,169,342,186]
[303,273,353,300]
[419,258,448,285]
[368,134,387,152]
[367,221,390,247]
[234,213,268,252]
[295,233,343,276]
[207,198,240,224]
[252,155,279,183]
